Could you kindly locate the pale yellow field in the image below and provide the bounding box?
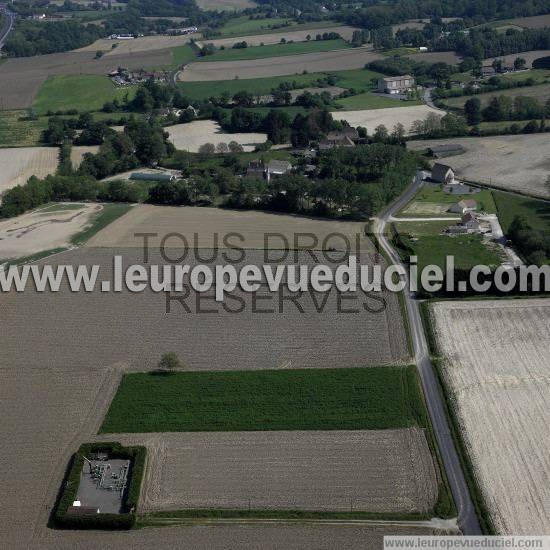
[76,35,192,56]
[0,203,102,261]
[484,49,550,68]
[165,120,267,152]
[179,47,382,81]
[407,135,550,198]
[70,145,100,169]
[0,147,58,196]
[206,25,360,48]
[335,105,443,135]
[431,299,550,534]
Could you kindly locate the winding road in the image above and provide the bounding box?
[0,4,15,50]
[373,171,482,536]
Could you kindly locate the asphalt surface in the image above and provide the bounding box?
[0,4,15,50]
[373,171,482,536]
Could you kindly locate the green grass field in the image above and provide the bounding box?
[409,185,497,213]
[334,92,420,110]
[169,44,198,68]
[393,224,504,272]
[100,366,427,433]
[33,75,137,115]
[198,39,350,62]
[442,82,550,109]
[178,68,382,101]
[217,16,293,37]
[493,190,550,234]
[0,110,48,147]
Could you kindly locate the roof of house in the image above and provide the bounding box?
[458,199,477,208]
[431,163,454,180]
[381,75,414,82]
[327,127,359,140]
[319,135,355,149]
[267,160,292,172]
[461,211,479,223]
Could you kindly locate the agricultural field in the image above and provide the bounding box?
[196,0,256,10]
[76,35,193,56]
[485,14,550,29]
[398,185,497,217]
[405,51,462,64]
[493,191,550,235]
[99,429,439,514]
[441,82,550,109]
[429,299,550,534]
[178,48,383,81]
[85,203,371,249]
[0,49,171,110]
[206,24,359,48]
[101,367,424,433]
[0,110,48,147]
[0,203,102,261]
[0,147,58,195]
[484,50,550,69]
[70,145,100,168]
[216,16,293,37]
[407,135,550,198]
[336,105,443,134]
[33,75,137,115]
[196,39,351,62]
[392,222,503,272]
[334,92,421,110]
[165,120,267,152]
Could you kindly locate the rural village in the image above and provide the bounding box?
[1,0,550,548]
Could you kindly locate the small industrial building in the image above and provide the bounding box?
[427,143,465,158]
[431,163,455,184]
[377,75,415,94]
[449,199,477,215]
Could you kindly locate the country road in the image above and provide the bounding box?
[373,172,482,536]
[0,4,15,50]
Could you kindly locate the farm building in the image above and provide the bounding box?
[427,143,465,158]
[319,135,355,150]
[246,160,265,179]
[130,172,176,182]
[449,199,477,214]
[377,75,415,94]
[431,163,455,183]
[461,211,481,232]
[481,66,496,78]
[327,128,359,141]
[267,160,293,181]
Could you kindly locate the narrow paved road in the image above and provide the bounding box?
[373,172,482,536]
[0,4,15,50]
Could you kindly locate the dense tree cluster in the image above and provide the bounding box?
[508,215,550,265]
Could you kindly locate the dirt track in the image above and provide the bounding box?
[98,429,438,514]
[431,299,550,535]
[0,203,102,260]
[178,47,383,81]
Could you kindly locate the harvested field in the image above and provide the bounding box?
[484,50,550,68]
[165,120,267,152]
[196,0,256,9]
[0,203,102,260]
[178,47,383,81]
[76,35,191,56]
[430,299,550,534]
[0,49,172,109]
[0,147,58,196]
[86,203,370,249]
[407,135,550,198]
[491,14,550,29]
[101,429,438,514]
[206,25,360,48]
[336,105,443,135]
[70,145,100,168]
[406,51,462,64]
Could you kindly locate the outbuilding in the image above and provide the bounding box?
[431,163,455,184]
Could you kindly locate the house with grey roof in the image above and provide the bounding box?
[449,199,477,215]
[431,163,455,184]
[266,159,292,182]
